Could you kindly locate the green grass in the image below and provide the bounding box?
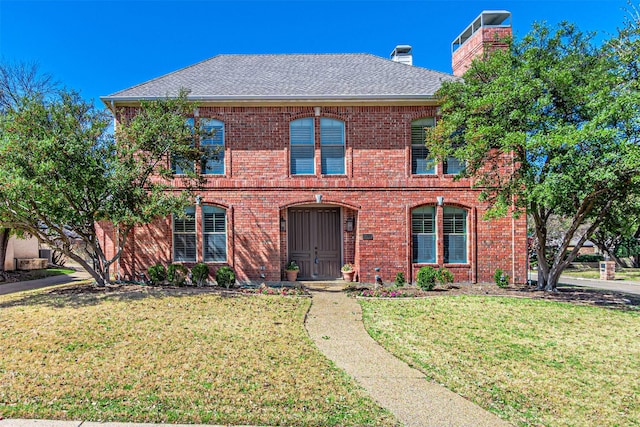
[0,286,397,426]
[11,268,76,281]
[562,267,640,281]
[360,296,640,427]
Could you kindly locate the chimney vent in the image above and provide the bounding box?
[391,45,413,66]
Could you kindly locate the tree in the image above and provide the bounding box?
[0,89,205,286]
[590,196,640,267]
[0,61,59,275]
[426,21,640,291]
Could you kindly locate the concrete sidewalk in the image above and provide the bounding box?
[527,272,640,296]
[305,283,511,427]
[0,268,93,296]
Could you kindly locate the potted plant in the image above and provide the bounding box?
[341,263,356,282]
[285,261,299,281]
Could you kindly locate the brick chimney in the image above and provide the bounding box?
[451,11,512,77]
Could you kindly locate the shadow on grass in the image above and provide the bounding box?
[0,282,247,310]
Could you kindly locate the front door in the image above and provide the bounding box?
[288,207,341,280]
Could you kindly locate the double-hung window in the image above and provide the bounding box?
[201,118,224,175]
[320,118,345,175]
[203,206,226,262]
[411,118,435,175]
[443,207,467,263]
[290,118,315,175]
[172,118,195,175]
[444,156,465,175]
[412,206,436,263]
[173,206,196,262]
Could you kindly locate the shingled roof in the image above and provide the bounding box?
[102,54,456,103]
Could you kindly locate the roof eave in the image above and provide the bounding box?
[101,94,440,110]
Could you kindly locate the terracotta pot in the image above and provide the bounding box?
[342,270,356,282]
[286,270,298,281]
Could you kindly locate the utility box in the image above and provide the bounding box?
[599,261,615,280]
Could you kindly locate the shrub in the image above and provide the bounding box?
[416,266,438,290]
[574,254,604,263]
[437,268,454,288]
[191,263,210,287]
[494,268,510,288]
[167,264,188,286]
[394,272,406,287]
[147,263,166,285]
[216,266,236,289]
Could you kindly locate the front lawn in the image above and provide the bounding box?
[562,267,640,281]
[360,296,640,427]
[0,285,397,426]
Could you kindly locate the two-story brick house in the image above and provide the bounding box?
[99,11,526,285]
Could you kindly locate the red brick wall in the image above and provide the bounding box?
[452,26,512,76]
[98,105,527,285]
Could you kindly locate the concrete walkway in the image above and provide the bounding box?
[0,268,93,296]
[304,282,511,427]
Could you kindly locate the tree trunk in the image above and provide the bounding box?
[0,229,10,273]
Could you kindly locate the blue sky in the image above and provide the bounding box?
[0,0,631,107]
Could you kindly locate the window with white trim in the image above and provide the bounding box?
[201,118,224,175]
[172,118,195,175]
[444,156,465,175]
[320,118,345,175]
[203,206,227,262]
[412,206,436,263]
[443,207,467,263]
[411,118,436,175]
[290,118,315,175]
[173,206,196,262]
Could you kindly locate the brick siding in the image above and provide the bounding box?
[98,105,527,285]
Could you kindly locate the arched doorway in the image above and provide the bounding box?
[288,207,341,280]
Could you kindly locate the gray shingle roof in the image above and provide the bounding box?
[103,54,456,102]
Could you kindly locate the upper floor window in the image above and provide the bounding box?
[443,207,467,263]
[411,118,435,175]
[290,118,315,175]
[320,118,345,175]
[412,206,436,263]
[173,206,196,262]
[172,118,195,175]
[203,205,227,262]
[444,156,465,175]
[201,118,224,175]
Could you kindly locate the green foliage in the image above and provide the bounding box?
[493,269,510,288]
[285,261,299,271]
[615,236,640,258]
[341,263,354,272]
[215,266,236,289]
[394,272,406,287]
[573,254,604,263]
[426,21,640,290]
[147,263,166,285]
[191,263,210,287]
[416,266,438,290]
[167,263,188,286]
[0,89,203,286]
[436,268,454,288]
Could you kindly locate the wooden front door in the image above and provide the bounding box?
[288,207,341,280]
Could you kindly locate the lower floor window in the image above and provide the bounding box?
[203,206,227,262]
[412,205,468,264]
[173,207,196,262]
[443,207,467,263]
[172,205,227,262]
